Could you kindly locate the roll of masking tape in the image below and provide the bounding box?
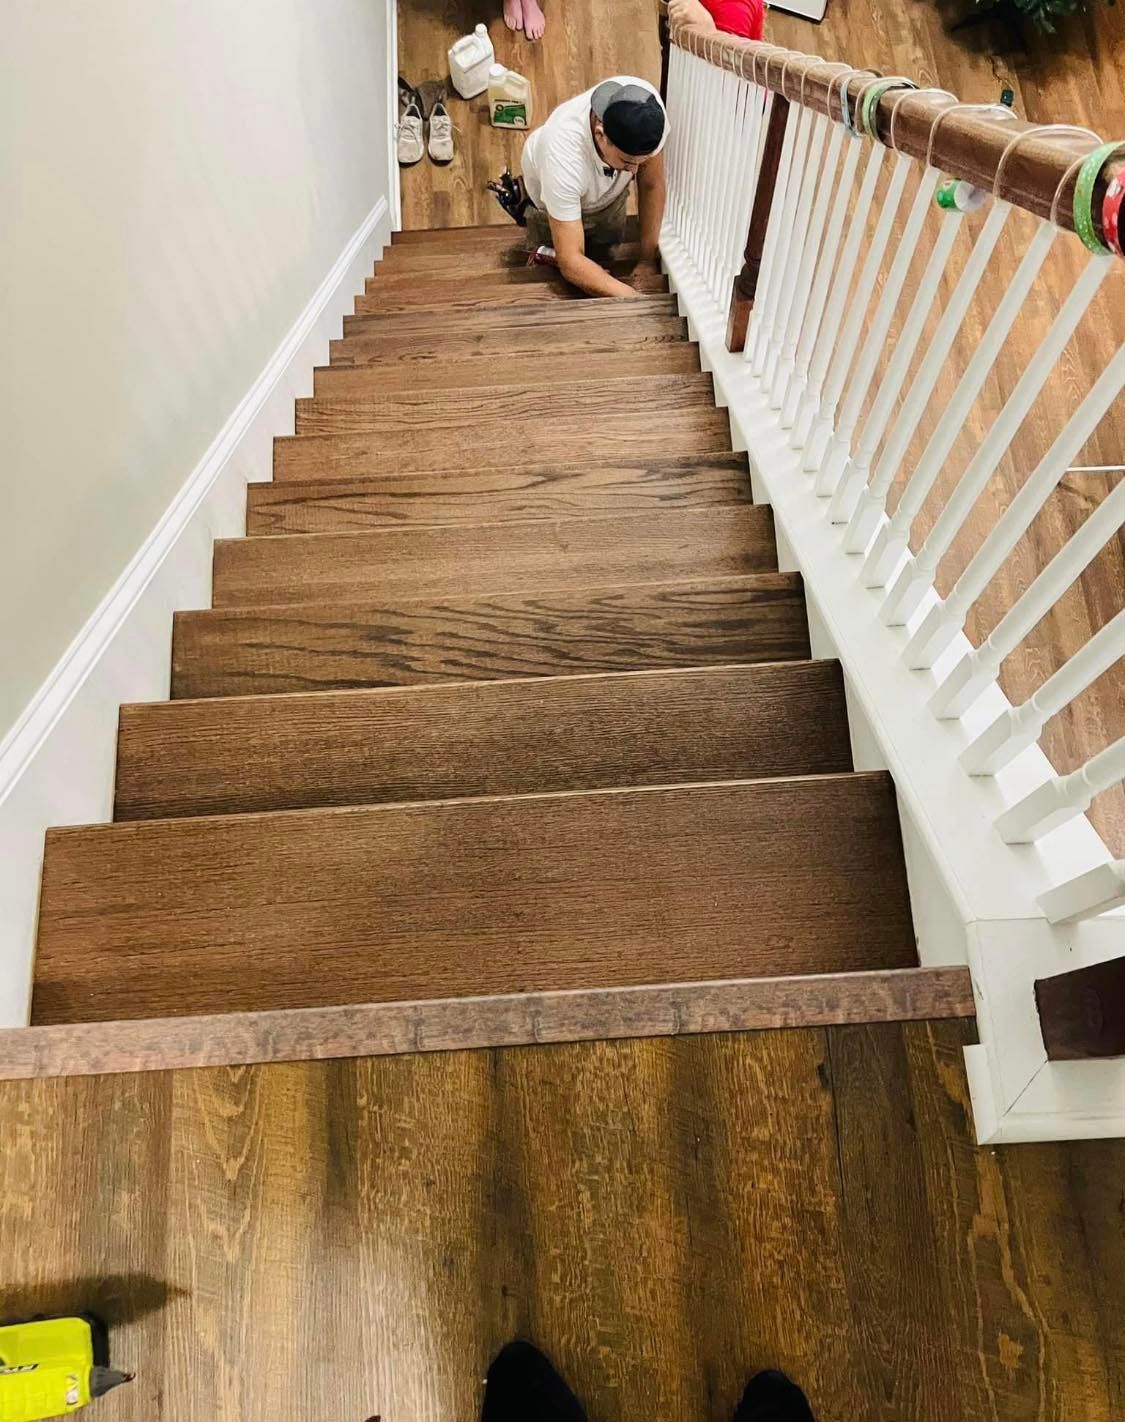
[859,78,916,139]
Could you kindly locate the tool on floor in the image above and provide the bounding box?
[448,22,494,99]
[488,64,533,130]
[0,1315,133,1420]
[487,169,532,225]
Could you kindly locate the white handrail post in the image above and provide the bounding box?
[931,477,1125,719]
[997,737,1125,843]
[1040,861,1125,922]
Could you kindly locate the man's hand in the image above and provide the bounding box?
[549,214,640,298]
[667,0,717,30]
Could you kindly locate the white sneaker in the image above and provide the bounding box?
[428,102,454,166]
[397,100,424,167]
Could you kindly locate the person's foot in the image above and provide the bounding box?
[733,1370,816,1422]
[481,1341,587,1422]
[502,0,524,29]
[521,0,546,39]
[396,98,424,167]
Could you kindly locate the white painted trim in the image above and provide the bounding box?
[0,196,392,1029]
[661,225,1125,1143]
[385,0,403,231]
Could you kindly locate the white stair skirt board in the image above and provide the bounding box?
[0,196,394,1029]
[661,227,1125,1144]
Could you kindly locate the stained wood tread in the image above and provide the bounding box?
[171,573,811,700]
[342,294,678,338]
[374,242,642,277]
[292,373,715,436]
[274,407,732,480]
[364,261,651,293]
[330,315,689,367]
[34,773,917,1027]
[212,506,777,609]
[245,452,751,535]
[314,341,701,396]
[354,272,667,315]
[390,219,640,247]
[116,662,853,821]
[1,968,976,1080]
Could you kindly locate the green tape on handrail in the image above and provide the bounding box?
[1074,141,1125,254]
[859,78,916,139]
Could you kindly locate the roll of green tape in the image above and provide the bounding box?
[859,79,916,139]
[1073,141,1125,254]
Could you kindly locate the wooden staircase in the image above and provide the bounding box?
[16,226,976,1076]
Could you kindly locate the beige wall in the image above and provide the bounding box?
[0,0,391,738]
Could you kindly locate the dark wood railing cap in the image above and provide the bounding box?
[667,20,1123,245]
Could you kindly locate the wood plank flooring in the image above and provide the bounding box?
[2,1020,1122,1421]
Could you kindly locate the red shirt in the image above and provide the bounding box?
[700,0,765,39]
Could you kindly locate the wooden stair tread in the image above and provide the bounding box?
[373,243,641,276]
[171,574,811,700]
[364,262,649,293]
[330,315,689,366]
[274,408,732,480]
[212,506,776,608]
[315,342,700,395]
[390,218,640,247]
[2,968,977,1079]
[116,662,853,821]
[293,372,714,435]
[34,774,917,1026]
[342,294,678,337]
[353,274,668,314]
[245,452,751,534]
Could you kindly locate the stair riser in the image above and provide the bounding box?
[342,294,677,337]
[292,373,715,435]
[314,344,700,396]
[171,576,812,700]
[353,274,667,313]
[273,411,733,481]
[364,263,644,293]
[330,316,688,366]
[374,243,641,277]
[245,457,751,534]
[212,507,777,609]
[34,775,917,1025]
[116,663,854,820]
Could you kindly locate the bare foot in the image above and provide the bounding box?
[503,0,524,29]
[522,0,546,39]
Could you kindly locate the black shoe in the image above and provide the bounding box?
[481,1341,588,1422]
[733,1369,816,1422]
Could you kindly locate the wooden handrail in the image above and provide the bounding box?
[668,20,1122,243]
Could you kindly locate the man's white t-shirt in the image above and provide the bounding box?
[520,76,664,222]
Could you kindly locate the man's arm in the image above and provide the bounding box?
[635,152,666,266]
[667,0,717,29]
[549,214,639,298]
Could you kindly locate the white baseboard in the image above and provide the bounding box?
[0,195,392,1029]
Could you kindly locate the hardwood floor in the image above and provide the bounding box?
[2,1021,1122,1420]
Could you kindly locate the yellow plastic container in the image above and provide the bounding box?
[488,64,533,130]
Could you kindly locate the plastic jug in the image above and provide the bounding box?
[488,64,533,130]
[448,24,495,100]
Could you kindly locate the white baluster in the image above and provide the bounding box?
[1040,860,1125,923]
[819,164,944,500]
[703,67,738,300]
[861,222,1057,590]
[791,142,886,450]
[692,60,722,274]
[781,132,863,429]
[961,610,1125,775]
[667,47,688,230]
[713,78,752,305]
[907,340,1125,668]
[753,102,815,379]
[931,476,1125,719]
[748,99,802,374]
[767,114,832,406]
[996,736,1125,844]
[805,152,912,483]
[681,54,708,259]
[881,254,1113,627]
[844,201,1011,554]
[720,85,767,306]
